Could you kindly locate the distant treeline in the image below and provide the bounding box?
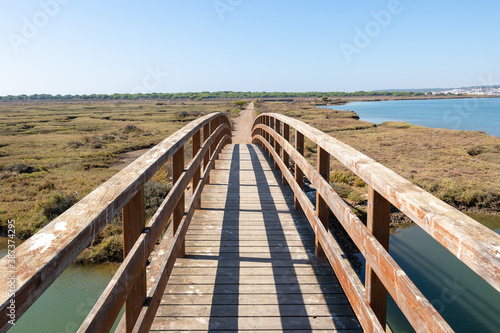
[0,90,430,101]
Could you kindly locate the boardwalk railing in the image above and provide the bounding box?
[0,112,232,333]
[252,113,500,333]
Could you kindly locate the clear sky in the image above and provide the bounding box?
[1,0,499,95]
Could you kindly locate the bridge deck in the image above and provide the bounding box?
[150,144,361,332]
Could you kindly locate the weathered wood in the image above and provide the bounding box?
[282,123,290,186]
[203,123,210,183]
[316,147,329,258]
[253,124,455,332]
[172,147,186,258]
[253,135,384,333]
[78,123,232,333]
[294,131,304,211]
[149,143,360,333]
[0,112,230,333]
[122,188,146,332]
[133,135,231,333]
[365,186,391,329]
[192,129,201,208]
[274,119,281,170]
[259,113,500,294]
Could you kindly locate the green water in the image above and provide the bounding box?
[0,241,121,332]
[356,213,500,333]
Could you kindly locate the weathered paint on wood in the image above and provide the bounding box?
[258,113,500,294]
[78,125,232,332]
[122,188,146,333]
[294,131,304,211]
[0,112,231,333]
[365,186,391,330]
[149,144,361,332]
[316,147,329,258]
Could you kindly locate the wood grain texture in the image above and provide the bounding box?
[258,113,500,294]
[0,113,231,333]
[149,144,360,332]
[253,124,454,332]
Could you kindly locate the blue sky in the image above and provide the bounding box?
[1,0,499,95]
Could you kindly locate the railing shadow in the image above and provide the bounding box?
[247,144,313,330]
[208,145,240,331]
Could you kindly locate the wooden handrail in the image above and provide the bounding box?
[0,112,231,333]
[252,113,500,332]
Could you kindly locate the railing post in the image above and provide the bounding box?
[122,188,146,333]
[269,117,275,162]
[265,116,270,154]
[192,129,201,208]
[203,123,210,184]
[173,147,186,258]
[315,147,329,258]
[274,119,281,170]
[294,131,304,210]
[365,186,391,329]
[282,123,290,186]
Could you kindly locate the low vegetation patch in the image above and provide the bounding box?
[0,99,234,262]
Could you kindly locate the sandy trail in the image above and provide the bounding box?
[231,101,255,144]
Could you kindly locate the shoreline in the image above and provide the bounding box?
[317,96,500,138]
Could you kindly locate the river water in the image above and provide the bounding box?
[356,214,500,333]
[0,239,121,332]
[320,97,500,137]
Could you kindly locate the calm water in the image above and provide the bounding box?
[0,240,121,332]
[320,98,500,137]
[355,214,500,333]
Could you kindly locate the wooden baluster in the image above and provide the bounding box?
[215,117,221,159]
[274,119,281,170]
[173,147,185,258]
[366,186,391,329]
[282,123,290,186]
[208,118,218,182]
[122,188,146,333]
[269,117,275,163]
[294,131,304,210]
[203,123,210,184]
[265,116,270,154]
[192,129,201,208]
[315,147,329,258]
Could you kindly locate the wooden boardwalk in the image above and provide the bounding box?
[150,144,361,332]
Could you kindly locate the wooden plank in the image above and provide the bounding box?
[365,186,391,329]
[164,283,343,295]
[150,144,360,332]
[151,315,361,331]
[122,188,146,332]
[155,304,355,317]
[160,293,349,305]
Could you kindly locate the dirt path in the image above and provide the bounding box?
[110,149,150,170]
[232,101,255,144]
